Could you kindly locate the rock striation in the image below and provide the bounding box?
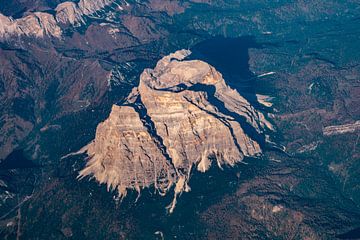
[78,50,273,212]
[55,2,86,26]
[0,12,62,39]
[56,0,117,26]
[0,0,118,39]
[0,0,195,40]
[323,121,360,136]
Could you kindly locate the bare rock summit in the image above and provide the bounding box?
[0,0,119,39]
[78,50,273,212]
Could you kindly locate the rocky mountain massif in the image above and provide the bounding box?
[79,49,272,212]
[0,0,198,39]
[0,0,359,239]
[0,0,193,161]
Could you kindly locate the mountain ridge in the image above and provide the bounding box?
[78,49,273,213]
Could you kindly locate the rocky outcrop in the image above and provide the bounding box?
[79,50,273,212]
[0,0,118,39]
[78,0,115,15]
[323,121,360,136]
[0,0,198,40]
[78,105,177,198]
[56,0,118,25]
[0,12,62,39]
[55,2,86,26]
[0,0,196,40]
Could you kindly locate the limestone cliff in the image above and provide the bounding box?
[79,50,273,212]
[0,12,62,39]
[56,0,117,25]
[0,0,192,39]
[0,0,118,39]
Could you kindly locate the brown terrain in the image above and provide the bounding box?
[0,0,359,239]
[0,0,200,161]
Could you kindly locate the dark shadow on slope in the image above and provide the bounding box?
[122,156,267,239]
[187,36,269,108]
[130,96,177,171]
[187,83,266,148]
[0,150,37,170]
[337,227,360,239]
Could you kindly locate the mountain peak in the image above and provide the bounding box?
[0,0,118,39]
[78,50,272,213]
[0,12,62,39]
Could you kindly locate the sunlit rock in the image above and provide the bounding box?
[79,50,273,213]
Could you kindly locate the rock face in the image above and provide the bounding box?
[0,12,62,38]
[79,105,177,198]
[79,50,272,212]
[77,0,114,15]
[0,0,194,162]
[55,2,86,26]
[0,0,117,39]
[56,0,116,25]
[0,0,195,40]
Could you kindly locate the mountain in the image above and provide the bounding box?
[78,49,272,213]
[0,0,359,239]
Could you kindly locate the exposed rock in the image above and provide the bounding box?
[0,12,62,39]
[78,0,114,15]
[55,2,85,26]
[0,0,117,39]
[78,105,177,198]
[323,120,360,136]
[256,94,274,107]
[56,0,117,25]
[79,50,273,212]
